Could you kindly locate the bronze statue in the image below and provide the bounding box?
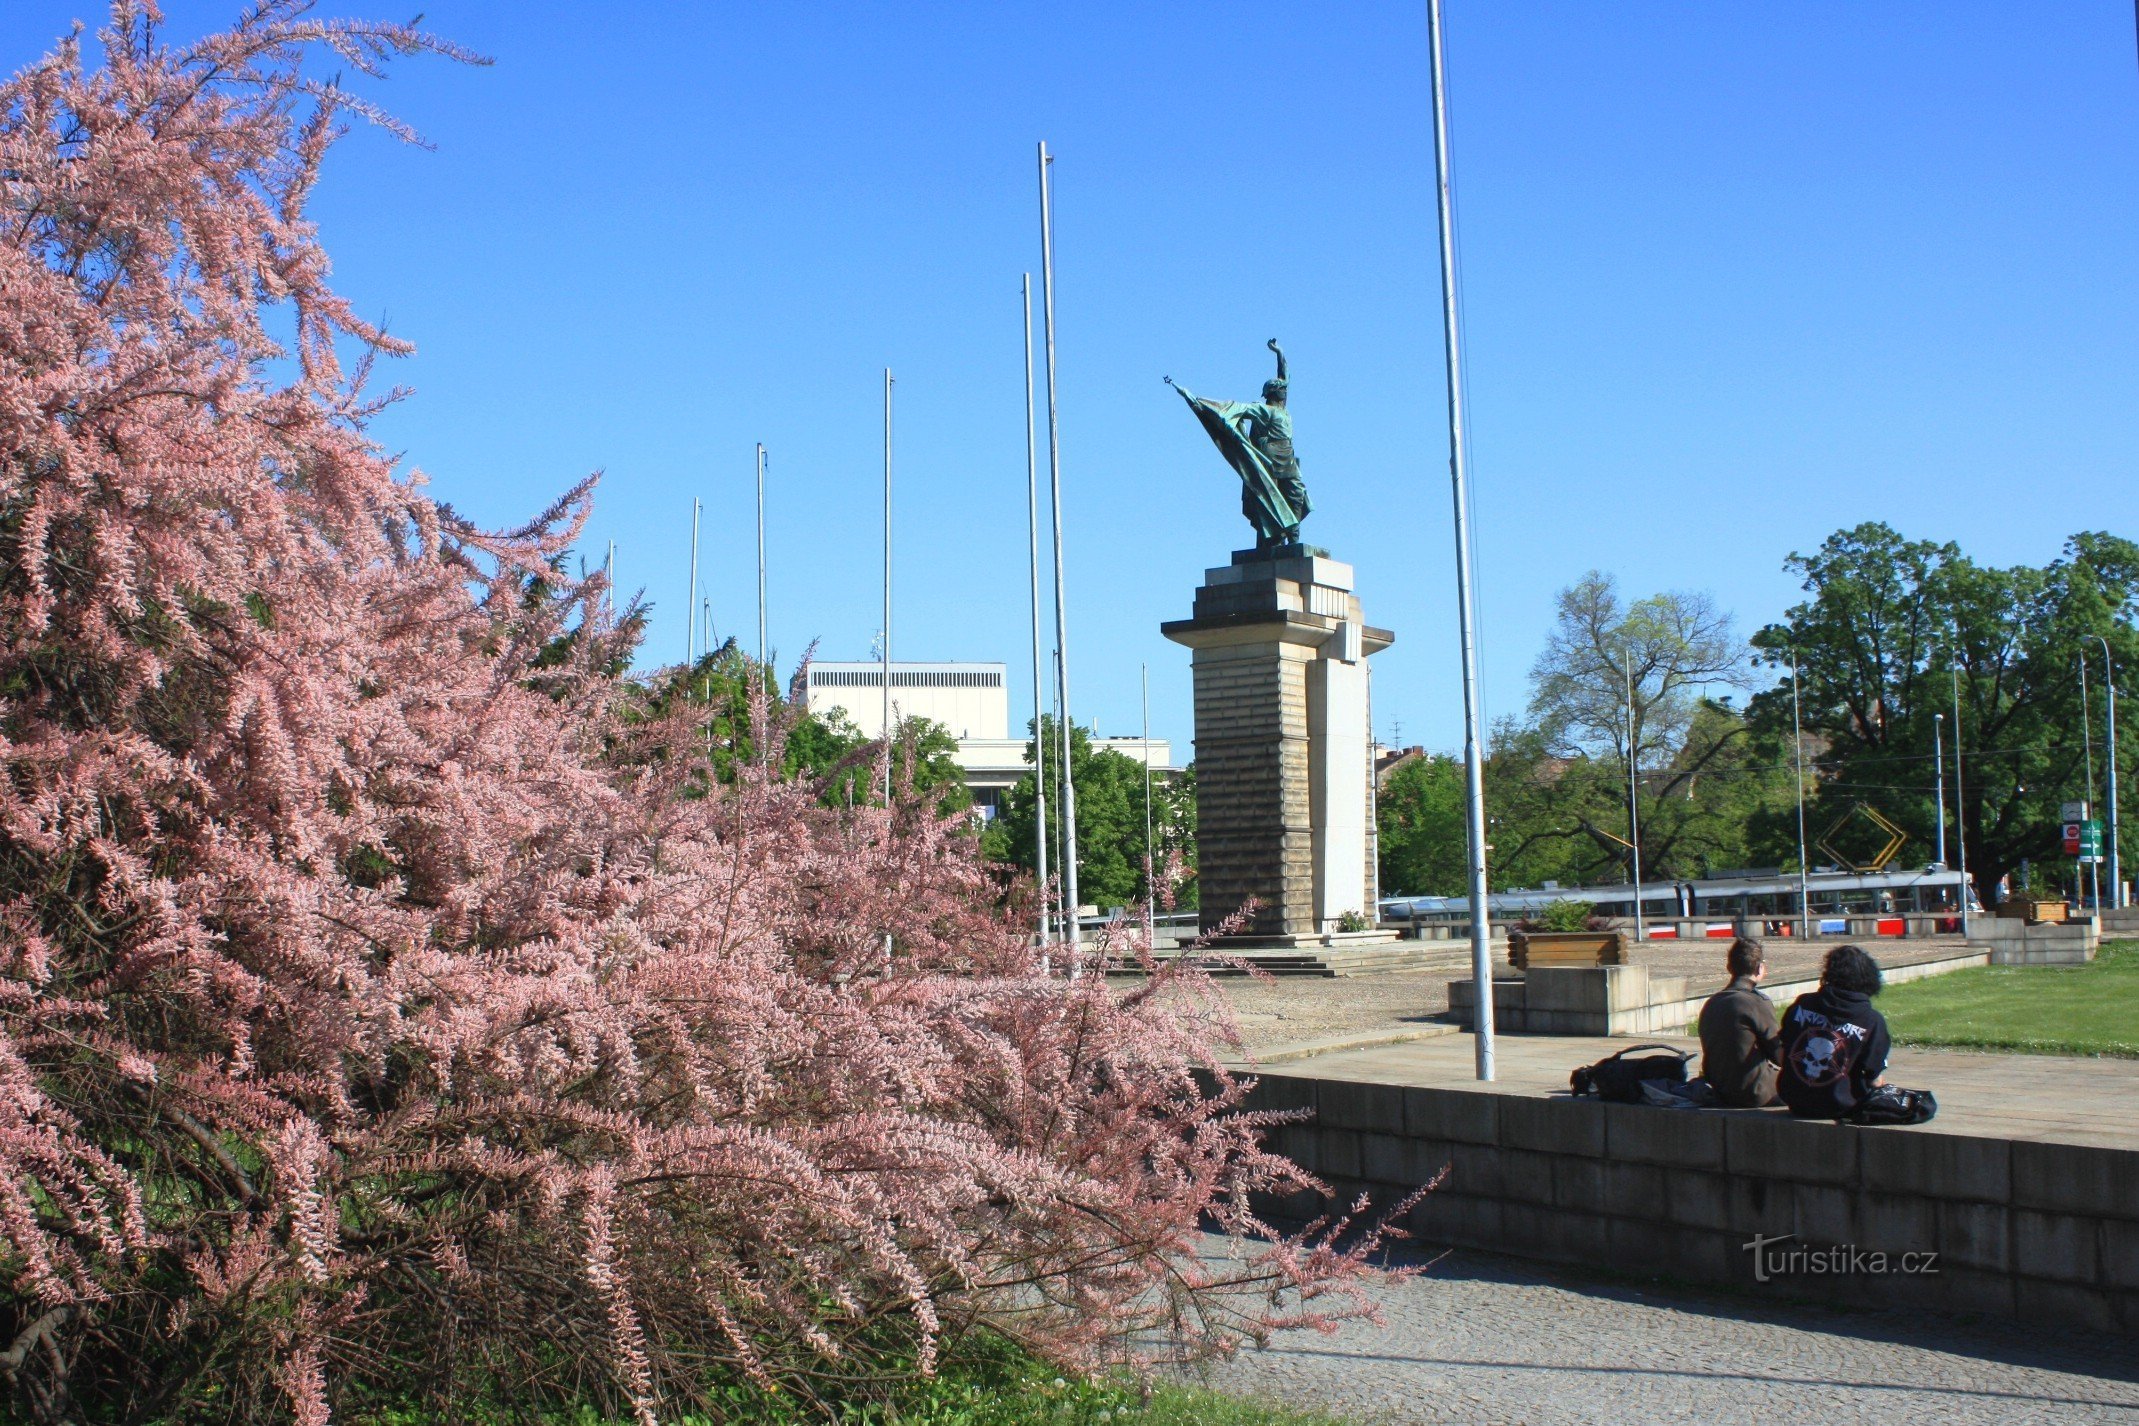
[1167,339,1311,550]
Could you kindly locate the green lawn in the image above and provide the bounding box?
[362,1339,1351,1426]
[1880,938,2139,1058]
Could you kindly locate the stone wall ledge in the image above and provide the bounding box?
[1232,1070,2139,1335]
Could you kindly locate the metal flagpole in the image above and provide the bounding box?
[1933,713,1948,870]
[883,370,894,805]
[1426,0,1495,1080]
[1037,139,1083,965]
[1022,275,1053,952]
[686,498,701,665]
[2082,655,2100,913]
[1054,650,1071,939]
[756,443,768,678]
[605,539,615,617]
[1625,657,1646,946]
[1142,662,1156,936]
[1953,667,1971,934]
[2099,636,2123,908]
[1791,652,1812,940]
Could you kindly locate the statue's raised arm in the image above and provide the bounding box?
[1167,341,1311,551]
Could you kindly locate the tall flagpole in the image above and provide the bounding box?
[1143,662,1156,935]
[1038,140,1082,963]
[2099,636,2123,909]
[756,443,768,678]
[1791,651,1811,940]
[605,539,615,617]
[1625,656,1646,945]
[1953,667,1971,935]
[1022,275,1054,951]
[2082,655,2101,913]
[686,498,701,666]
[1426,0,1495,1080]
[882,370,894,804]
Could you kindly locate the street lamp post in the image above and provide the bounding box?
[1624,656,1645,946]
[2081,655,2101,914]
[2098,635,2123,909]
[1953,668,1971,936]
[1790,651,1811,941]
[1933,712,1948,871]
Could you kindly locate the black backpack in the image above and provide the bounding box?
[1848,1084,1938,1126]
[1569,1043,1692,1103]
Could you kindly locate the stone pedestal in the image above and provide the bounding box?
[1162,547,1393,940]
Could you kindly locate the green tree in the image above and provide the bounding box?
[1749,524,2139,909]
[1480,573,1785,887]
[637,641,969,814]
[1377,752,1467,897]
[982,717,1195,911]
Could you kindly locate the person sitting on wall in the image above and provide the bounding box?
[1697,936,1781,1108]
[1776,945,1891,1119]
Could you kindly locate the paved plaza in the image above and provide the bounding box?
[1198,1241,2139,1424]
[1192,976,2139,1421]
[1238,1029,2139,1151]
[1209,936,1975,1058]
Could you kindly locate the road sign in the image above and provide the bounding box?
[2062,800,2090,823]
[2064,822,2084,855]
[2080,819,2104,864]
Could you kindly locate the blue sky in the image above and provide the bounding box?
[8,2,2136,754]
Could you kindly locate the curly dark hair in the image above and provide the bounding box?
[1821,943,1884,996]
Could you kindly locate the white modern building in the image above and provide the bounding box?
[803,661,1175,818]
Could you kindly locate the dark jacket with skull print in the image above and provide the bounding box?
[1776,986,1890,1119]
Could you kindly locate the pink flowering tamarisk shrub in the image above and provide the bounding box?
[0,6,1412,1423]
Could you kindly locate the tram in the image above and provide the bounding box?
[1382,865,1978,930]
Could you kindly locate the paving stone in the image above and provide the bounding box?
[1194,1239,2139,1426]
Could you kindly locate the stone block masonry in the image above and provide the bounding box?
[1162,549,1392,939]
[1233,1070,2139,1335]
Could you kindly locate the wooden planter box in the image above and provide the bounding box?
[1995,898,2067,925]
[1509,930,1627,971]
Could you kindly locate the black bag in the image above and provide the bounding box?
[1570,1043,1692,1103]
[1848,1085,1937,1126]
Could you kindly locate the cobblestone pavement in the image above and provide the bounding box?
[1193,1244,2139,1424]
[1212,938,1972,1055]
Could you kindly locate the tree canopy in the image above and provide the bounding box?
[980,718,1195,912]
[1749,522,2139,908]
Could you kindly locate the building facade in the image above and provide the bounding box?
[802,661,1175,818]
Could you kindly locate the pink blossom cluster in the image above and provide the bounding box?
[0,7,1406,1423]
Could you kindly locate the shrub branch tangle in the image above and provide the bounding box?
[0,9,1398,1422]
